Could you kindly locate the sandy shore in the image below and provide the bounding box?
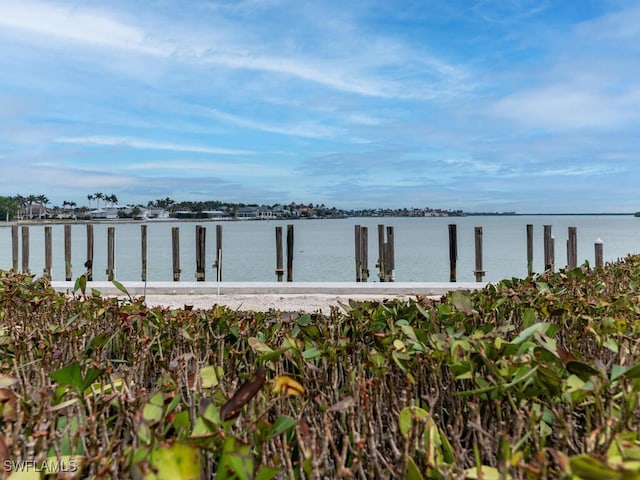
[140,293,431,313]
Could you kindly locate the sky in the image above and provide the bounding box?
[0,0,639,213]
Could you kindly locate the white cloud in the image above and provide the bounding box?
[0,1,171,56]
[203,108,342,139]
[55,136,253,155]
[491,85,640,130]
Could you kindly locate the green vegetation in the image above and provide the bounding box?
[1,256,640,478]
[0,196,19,221]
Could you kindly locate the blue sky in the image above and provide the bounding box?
[0,0,639,213]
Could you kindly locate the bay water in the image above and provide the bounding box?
[0,216,638,283]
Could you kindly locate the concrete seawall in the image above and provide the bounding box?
[50,281,487,296]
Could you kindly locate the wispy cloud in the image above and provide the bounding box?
[0,1,171,56]
[202,108,342,139]
[55,136,253,155]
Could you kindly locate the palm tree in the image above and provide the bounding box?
[87,194,94,210]
[107,194,119,208]
[37,195,49,218]
[26,195,37,219]
[94,192,104,211]
[12,195,26,219]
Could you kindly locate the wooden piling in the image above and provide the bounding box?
[543,225,554,272]
[44,226,52,279]
[474,226,485,282]
[355,225,369,282]
[567,227,577,269]
[195,225,206,281]
[215,225,223,282]
[595,239,604,268]
[355,225,362,282]
[11,225,18,272]
[85,225,93,281]
[275,226,284,282]
[448,224,457,282]
[526,224,533,276]
[106,227,115,281]
[361,226,369,282]
[286,224,294,282]
[377,224,386,281]
[385,226,395,282]
[21,226,29,273]
[172,227,180,281]
[141,224,148,282]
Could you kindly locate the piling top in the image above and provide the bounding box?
[595,238,603,244]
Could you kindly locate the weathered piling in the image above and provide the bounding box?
[543,225,554,272]
[172,227,180,281]
[355,225,362,282]
[11,225,18,272]
[85,224,93,281]
[354,225,369,282]
[21,226,29,273]
[106,227,115,281]
[526,224,534,276]
[595,239,604,267]
[448,224,457,282]
[567,227,577,269]
[286,224,294,282]
[141,225,148,282]
[44,226,52,279]
[376,224,394,282]
[195,225,206,281]
[214,225,223,282]
[361,226,369,282]
[275,226,284,282]
[474,226,485,282]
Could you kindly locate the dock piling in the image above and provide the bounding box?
[448,224,457,282]
[286,224,294,282]
[106,227,115,281]
[85,225,93,281]
[526,224,533,276]
[474,226,485,282]
[11,225,18,272]
[21,226,29,273]
[44,226,52,279]
[172,227,180,281]
[275,226,284,282]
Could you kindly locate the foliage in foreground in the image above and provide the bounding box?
[1,256,640,479]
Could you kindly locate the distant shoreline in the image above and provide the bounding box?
[0,211,636,226]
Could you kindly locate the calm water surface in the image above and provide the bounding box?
[0,216,638,282]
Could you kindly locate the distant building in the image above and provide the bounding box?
[236,206,274,219]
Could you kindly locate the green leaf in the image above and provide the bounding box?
[399,406,429,436]
[569,454,620,479]
[248,337,273,355]
[143,392,165,425]
[149,442,202,480]
[406,456,425,480]
[50,362,84,392]
[512,322,549,345]
[255,466,280,480]
[82,367,105,391]
[268,416,298,439]
[622,363,640,379]
[464,465,502,479]
[217,437,253,480]
[112,280,129,296]
[450,291,473,315]
[199,366,219,388]
[73,275,87,294]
